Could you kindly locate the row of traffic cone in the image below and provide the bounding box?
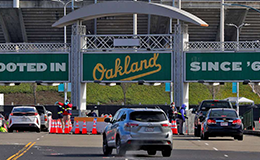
[74,118,98,135]
[49,119,72,134]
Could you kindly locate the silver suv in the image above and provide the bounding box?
[103,108,172,157]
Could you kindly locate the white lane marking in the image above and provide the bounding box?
[205,143,209,146]
[197,140,201,142]
[37,138,40,141]
[213,147,218,151]
[41,136,44,138]
[224,154,228,158]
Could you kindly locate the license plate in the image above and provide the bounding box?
[221,122,228,126]
[145,127,154,132]
[22,118,27,122]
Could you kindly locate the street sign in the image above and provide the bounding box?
[232,82,237,93]
[58,83,71,92]
[165,82,170,92]
[185,52,260,81]
[83,53,171,81]
[0,53,69,82]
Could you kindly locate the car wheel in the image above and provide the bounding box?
[8,129,13,133]
[103,136,113,156]
[194,125,201,137]
[147,150,156,155]
[36,128,41,133]
[237,135,243,141]
[116,137,126,156]
[161,149,171,157]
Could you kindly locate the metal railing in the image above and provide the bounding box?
[81,34,173,52]
[0,43,70,52]
[242,108,254,130]
[185,41,260,52]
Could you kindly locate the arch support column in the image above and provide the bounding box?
[174,24,189,109]
[71,21,86,115]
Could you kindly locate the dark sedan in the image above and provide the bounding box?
[200,108,243,140]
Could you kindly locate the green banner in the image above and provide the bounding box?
[0,53,69,81]
[83,53,171,81]
[186,52,260,81]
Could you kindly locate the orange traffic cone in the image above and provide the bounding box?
[171,120,178,135]
[57,119,63,134]
[74,120,80,134]
[54,120,58,133]
[64,121,69,134]
[82,121,87,134]
[92,118,97,135]
[49,120,55,134]
[69,121,72,132]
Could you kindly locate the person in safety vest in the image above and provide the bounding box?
[55,101,64,129]
[0,126,7,132]
[177,104,188,135]
[56,99,72,129]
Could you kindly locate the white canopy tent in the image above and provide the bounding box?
[224,97,255,105]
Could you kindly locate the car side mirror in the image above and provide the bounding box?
[104,118,111,123]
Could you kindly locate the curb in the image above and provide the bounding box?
[243,130,260,136]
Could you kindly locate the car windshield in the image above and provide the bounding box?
[130,111,167,122]
[200,101,231,111]
[209,110,238,118]
[12,108,36,113]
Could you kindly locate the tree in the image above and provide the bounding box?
[120,83,130,105]
[206,85,221,99]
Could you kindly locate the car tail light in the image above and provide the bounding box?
[10,119,12,124]
[167,141,172,145]
[207,119,216,125]
[161,123,170,127]
[10,113,13,116]
[36,119,39,125]
[124,123,139,131]
[44,115,47,121]
[34,113,38,116]
[232,119,242,125]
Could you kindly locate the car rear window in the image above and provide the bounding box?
[209,110,238,118]
[130,111,167,122]
[201,101,231,111]
[12,108,36,113]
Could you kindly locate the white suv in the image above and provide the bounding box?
[8,106,41,132]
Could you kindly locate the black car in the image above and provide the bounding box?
[200,108,243,140]
[192,100,233,137]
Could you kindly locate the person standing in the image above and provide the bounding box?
[56,102,64,130]
[168,102,177,122]
[57,99,72,128]
[177,104,188,135]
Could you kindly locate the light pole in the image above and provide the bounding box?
[52,0,83,44]
[226,23,250,116]
[52,0,82,102]
[226,23,251,42]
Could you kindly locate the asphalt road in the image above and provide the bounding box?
[1,132,260,160]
